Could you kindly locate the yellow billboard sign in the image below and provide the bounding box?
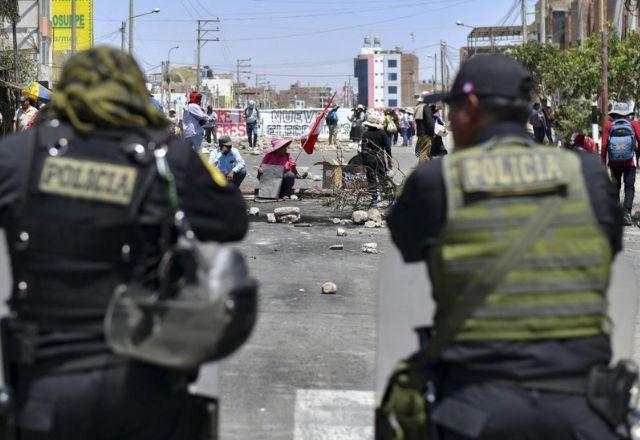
[52,0,94,52]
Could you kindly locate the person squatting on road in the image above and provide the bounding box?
[361,113,392,208]
[601,101,640,226]
[381,54,628,440]
[414,92,436,162]
[182,91,208,151]
[0,47,250,440]
[258,137,298,198]
[244,100,260,149]
[209,135,247,188]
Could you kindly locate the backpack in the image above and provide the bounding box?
[327,111,338,125]
[607,119,636,162]
[386,118,398,134]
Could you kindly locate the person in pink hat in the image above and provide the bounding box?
[257,137,298,197]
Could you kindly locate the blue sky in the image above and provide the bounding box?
[94,0,527,91]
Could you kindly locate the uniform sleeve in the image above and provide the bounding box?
[388,160,447,262]
[167,140,248,243]
[579,152,623,255]
[0,133,29,228]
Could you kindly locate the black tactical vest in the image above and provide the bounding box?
[5,121,170,359]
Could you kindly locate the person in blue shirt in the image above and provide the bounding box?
[209,135,247,188]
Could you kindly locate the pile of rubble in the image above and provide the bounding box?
[267,206,301,224]
[351,208,385,228]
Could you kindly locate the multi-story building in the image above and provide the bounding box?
[276,82,332,108]
[353,36,418,109]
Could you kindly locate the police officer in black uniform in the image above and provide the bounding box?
[385,55,625,439]
[0,47,248,439]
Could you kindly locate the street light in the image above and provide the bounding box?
[165,46,179,109]
[129,4,160,55]
[456,20,474,29]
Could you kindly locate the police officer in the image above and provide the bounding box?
[0,47,248,439]
[386,55,624,439]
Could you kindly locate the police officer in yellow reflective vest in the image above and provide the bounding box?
[385,55,625,439]
[0,48,248,439]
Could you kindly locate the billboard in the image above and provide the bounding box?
[52,0,94,52]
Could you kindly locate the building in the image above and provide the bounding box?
[459,26,524,62]
[276,82,332,108]
[353,36,419,109]
[0,0,54,85]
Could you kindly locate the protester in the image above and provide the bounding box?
[349,104,368,142]
[361,113,392,208]
[167,108,179,136]
[258,137,298,198]
[326,105,340,146]
[414,93,436,161]
[209,135,247,188]
[400,109,411,147]
[244,100,260,149]
[529,102,547,143]
[601,102,640,225]
[147,83,164,112]
[204,105,218,145]
[430,104,448,157]
[182,92,208,151]
[383,108,400,146]
[541,97,554,144]
[407,108,416,147]
[12,95,38,133]
[569,132,597,154]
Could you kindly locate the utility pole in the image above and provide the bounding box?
[440,41,446,93]
[196,19,220,90]
[120,21,127,51]
[600,0,608,129]
[521,0,528,44]
[129,0,134,55]
[540,0,546,44]
[71,0,77,54]
[235,58,251,107]
[434,53,438,91]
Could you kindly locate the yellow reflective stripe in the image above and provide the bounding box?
[485,291,604,305]
[198,153,227,187]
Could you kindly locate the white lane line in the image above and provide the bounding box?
[293,389,374,440]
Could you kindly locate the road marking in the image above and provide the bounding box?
[293,389,374,440]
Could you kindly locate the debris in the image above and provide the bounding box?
[294,223,312,228]
[248,207,260,216]
[337,228,347,237]
[312,175,322,182]
[364,220,377,228]
[298,166,310,179]
[321,282,338,294]
[278,214,301,224]
[329,244,344,250]
[367,208,383,224]
[362,242,379,254]
[290,195,299,200]
[340,219,354,226]
[266,213,276,223]
[274,206,301,216]
[331,218,341,224]
[299,289,305,292]
[352,210,369,224]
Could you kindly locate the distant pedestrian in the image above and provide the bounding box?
[209,135,247,188]
[361,113,392,208]
[167,109,179,136]
[147,83,164,112]
[13,95,38,133]
[383,108,400,146]
[400,109,410,147]
[414,93,435,161]
[529,102,546,143]
[541,98,554,144]
[326,105,340,146]
[430,104,448,157]
[182,92,208,151]
[244,100,260,149]
[601,102,640,225]
[204,105,218,145]
[258,137,298,198]
[349,104,367,142]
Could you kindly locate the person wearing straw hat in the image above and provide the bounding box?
[258,137,298,198]
[361,113,392,208]
[601,101,640,225]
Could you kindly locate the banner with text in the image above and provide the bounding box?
[52,0,94,53]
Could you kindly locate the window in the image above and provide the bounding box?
[388,59,398,68]
[388,73,398,81]
[389,99,398,107]
[388,86,398,94]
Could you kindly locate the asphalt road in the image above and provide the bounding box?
[1,142,640,440]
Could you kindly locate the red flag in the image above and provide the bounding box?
[301,92,336,154]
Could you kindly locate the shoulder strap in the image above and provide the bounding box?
[424,195,565,362]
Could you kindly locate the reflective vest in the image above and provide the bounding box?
[428,139,612,342]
